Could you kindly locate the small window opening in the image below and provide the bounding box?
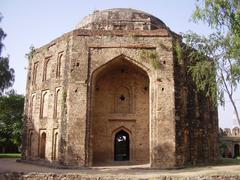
[119,95,125,101]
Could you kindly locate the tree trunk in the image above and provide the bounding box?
[228,95,240,126]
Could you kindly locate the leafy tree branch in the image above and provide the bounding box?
[183,0,240,125]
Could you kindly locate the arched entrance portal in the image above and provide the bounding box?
[234,144,239,158]
[114,130,129,161]
[91,55,149,164]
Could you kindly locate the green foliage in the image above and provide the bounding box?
[193,0,240,33]
[192,0,240,61]
[128,32,137,40]
[183,0,240,124]
[0,13,14,95]
[0,91,24,150]
[0,153,21,158]
[216,158,240,165]
[0,57,15,95]
[62,90,67,103]
[140,50,160,69]
[174,40,184,64]
[0,14,6,55]
[220,143,227,149]
[25,45,35,61]
[188,60,218,103]
[62,90,67,110]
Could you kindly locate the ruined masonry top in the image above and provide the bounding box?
[75,8,168,31]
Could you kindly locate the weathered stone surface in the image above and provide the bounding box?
[22,8,219,169]
[76,8,168,31]
[2,173,240,180]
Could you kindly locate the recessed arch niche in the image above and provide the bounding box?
[39,132,46,159]
[90,55,150,164]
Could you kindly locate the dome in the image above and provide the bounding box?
[75,8,168,30]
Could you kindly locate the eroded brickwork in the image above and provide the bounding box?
[173,45,219,166]
[22,8,219,169]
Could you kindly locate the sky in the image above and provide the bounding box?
[1,0,239,129]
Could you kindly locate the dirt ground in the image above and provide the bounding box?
[1,158,240,178]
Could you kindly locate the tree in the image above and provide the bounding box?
[0,13,14,96]
[182,0,240,125]
[0,90,24,152]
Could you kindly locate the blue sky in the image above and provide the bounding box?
[1,0,239,128]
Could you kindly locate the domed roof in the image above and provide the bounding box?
[75,8,168,30]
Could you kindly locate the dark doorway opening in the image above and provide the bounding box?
[114,130,129,161]
[234,144,239,158]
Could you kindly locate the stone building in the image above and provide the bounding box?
[219,127,240,158]
[22,8,219,168]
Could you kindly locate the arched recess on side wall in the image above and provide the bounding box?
[39,132,46,159]
[52,131,58,160]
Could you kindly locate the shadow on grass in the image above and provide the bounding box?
[0,153,21,158]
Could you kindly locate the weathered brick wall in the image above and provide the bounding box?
[173,42,219,166]
[23,28,178,168]
[22,8,219,169]
[69,32,176,168]
[23,33,72,163]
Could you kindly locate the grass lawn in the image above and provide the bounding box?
[216,158,240,165]
[184,158,240,169]
[0,153,21,158]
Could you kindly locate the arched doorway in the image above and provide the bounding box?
[39,132,46,159]
[91,55,150,164]
[114,130,130,161]
[234,144,239,158]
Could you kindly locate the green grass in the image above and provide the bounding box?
[184,158,240,169]
[215,158,240,166]
[0,153,21,158]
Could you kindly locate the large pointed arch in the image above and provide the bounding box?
[88,54,150,165]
